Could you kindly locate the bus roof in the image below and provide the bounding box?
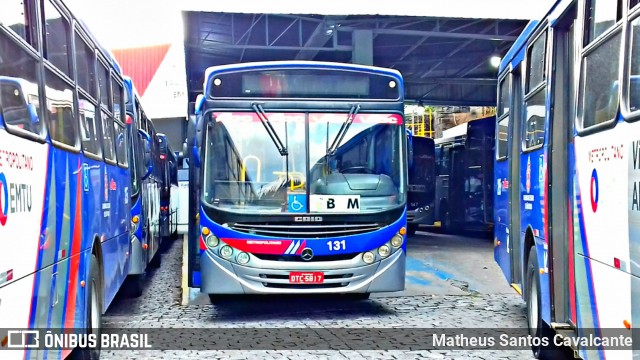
[434,135,465,146]
[76,18,122,74]
[203,60,403,89]
[122,76,141,104]
[440,115,496,139]
[499,0,573,72]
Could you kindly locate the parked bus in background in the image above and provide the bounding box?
[0,0,132,358]
[406,132,435,235]
[158,133,179,240]
[494,0,639,358]
[123,77,163,297]
[434,116,495,234]
[177,150,190,235]
[187,61,408,300]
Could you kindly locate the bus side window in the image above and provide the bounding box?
[579,0,622,128]
[0,30,42,136]
[45,69,76,146]
[627,16,640,112]
[101,112,116,162]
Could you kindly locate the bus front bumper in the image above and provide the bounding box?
[407,207,434,226]
[199,249,406,294]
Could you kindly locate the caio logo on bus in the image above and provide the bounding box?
[0,172,33,226]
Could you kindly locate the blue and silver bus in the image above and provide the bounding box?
[122,77,163,296]
[434,116,495,233]
[406,133,435,235]
[494,0,639,358]
[0,0,132,358]
[158,133,179,241]
[187,61,408,300]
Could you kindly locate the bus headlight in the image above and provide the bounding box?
[205,234,219,248]
[236,252,250,264]
[220,245,233,259]
[378,245,390,258]
[363,252,375,264]
[391,235,403,248]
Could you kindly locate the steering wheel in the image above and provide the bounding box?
[341,166,375,174]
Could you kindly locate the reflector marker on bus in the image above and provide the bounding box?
[0,269,13,285]
[613,257,627,271]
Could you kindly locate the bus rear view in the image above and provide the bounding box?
[187,61,407,299]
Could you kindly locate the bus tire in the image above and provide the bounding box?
[407,224,417,236]
[126,274,144,298]
[525,246,556,359]
[72,255,101,360]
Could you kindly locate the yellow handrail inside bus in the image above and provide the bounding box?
[273,171,305,191]
[241,155,261,182]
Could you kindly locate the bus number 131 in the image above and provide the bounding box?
[327,240,346,251]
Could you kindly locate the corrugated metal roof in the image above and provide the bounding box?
[112,44,171,96]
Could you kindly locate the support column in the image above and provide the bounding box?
[351,30,373,65]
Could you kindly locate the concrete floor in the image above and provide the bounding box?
[392,229,514,297]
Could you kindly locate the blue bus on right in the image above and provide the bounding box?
[494,0,639,359]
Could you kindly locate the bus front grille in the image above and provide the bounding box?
[228,222,381,238]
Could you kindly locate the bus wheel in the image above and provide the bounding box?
[407,224,417,236]
[72,255,101,360]
[525,246,555,359]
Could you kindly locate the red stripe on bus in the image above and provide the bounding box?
[28,145,50,327]
[65,167,83,328]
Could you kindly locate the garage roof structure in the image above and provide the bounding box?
[184,13,529,106]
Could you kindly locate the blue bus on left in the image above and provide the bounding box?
[0,1,131,359]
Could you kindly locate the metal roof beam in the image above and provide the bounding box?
[406,78,497,85]
[406,98,496,106]
[193,43,352,52]
[388,19,483,69]
[418,22,499,79]
[339,27,516,41]
[295,16,348,60]
[269,18,299,46]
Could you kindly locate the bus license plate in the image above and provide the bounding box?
[289,272,324,284]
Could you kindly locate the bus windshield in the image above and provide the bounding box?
[202,112,405,214]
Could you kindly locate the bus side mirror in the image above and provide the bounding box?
[138,129,153,179]
[191,114,204,168]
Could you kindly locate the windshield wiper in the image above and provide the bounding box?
[327,104,361,156]
[252,103,288,156]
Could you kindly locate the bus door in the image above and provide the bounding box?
[547,6,577,328]
[449,144,466,225]
[509,66,523,287]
